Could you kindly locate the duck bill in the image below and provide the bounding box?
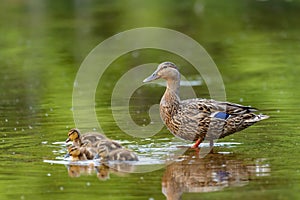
[66,138,71,143]
[64,152,70,158]
[143,72,160,83]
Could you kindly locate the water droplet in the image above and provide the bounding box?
[47,173,51,176]
[86,182,91,186]
[28,125,33,129]
[45,113,48,117]
[5,119,8,122]
[59,186,64,191]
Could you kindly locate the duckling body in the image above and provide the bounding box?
[143,62,269,148]
[92,139,123,151]
[96,146,139,161]
[67,146,88,161]
[66,128,107,147]
[108,149,139,161]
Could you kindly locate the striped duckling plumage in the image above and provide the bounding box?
[95,145,139,161]
[67,145,98,161]
[143,62,269,148]
[92,139,123,151]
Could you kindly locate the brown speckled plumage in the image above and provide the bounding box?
[143,62,269,148]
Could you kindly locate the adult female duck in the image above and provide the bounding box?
[143,62,269,148]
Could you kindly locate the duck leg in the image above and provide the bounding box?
[191,138,204,148]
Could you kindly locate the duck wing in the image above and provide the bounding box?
[171,98,268,141]
[180,98,257,116]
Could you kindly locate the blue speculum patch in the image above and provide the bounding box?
[214,112,230,120]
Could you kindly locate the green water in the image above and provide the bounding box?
[1,0,300,199]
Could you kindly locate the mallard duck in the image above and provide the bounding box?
[67,145,97,161]
[95,146,139,161]
[66,128,107,147]
[143,62,269,148]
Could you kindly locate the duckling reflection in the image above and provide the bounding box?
[66,162,137,180]
[67,164,95,177]
[162,150,270,200]
[95,163,137,181]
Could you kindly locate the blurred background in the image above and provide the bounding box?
[0,0,300,199]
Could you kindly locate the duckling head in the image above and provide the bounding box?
[143,62,180,83]
[66,128,81,143]
[67,146,81,157]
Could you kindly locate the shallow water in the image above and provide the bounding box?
[1,0,300,200]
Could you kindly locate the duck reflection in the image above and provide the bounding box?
[162,150,270,200]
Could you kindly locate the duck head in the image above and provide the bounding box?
[67,145,81,157]
[66,128,81,143]
[143,62,180,83]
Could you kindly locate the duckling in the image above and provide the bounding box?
[66,128,107,147]
[143,62,269,148]
[67,145,98,161]
[92,139,123,151]
[95,146,139,161]
[67,146,87,161]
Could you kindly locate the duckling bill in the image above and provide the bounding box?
[143,62,269,148]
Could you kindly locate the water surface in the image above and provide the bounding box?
[1,0,300,200]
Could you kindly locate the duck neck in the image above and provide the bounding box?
[75,136,83,146]
[166,79,180,96]
[160,78,181,111]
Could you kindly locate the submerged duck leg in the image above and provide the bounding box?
[210,139,214,147]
